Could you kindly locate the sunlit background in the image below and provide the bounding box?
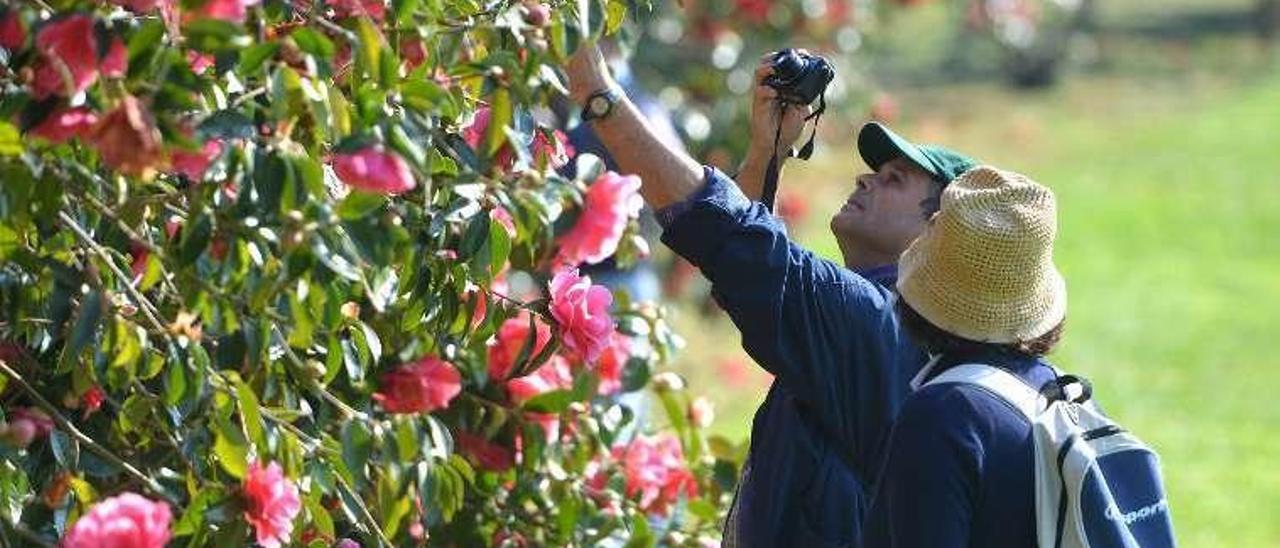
[626,0,1280,545]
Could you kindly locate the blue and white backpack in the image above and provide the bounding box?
[927,364,1177,548]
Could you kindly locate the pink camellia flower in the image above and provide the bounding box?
[242,460,302,548]
[487,312,552,382]
[62,492,172,548]
[192,0,261,24]
[0,10,26,50]
[186,50,215,74]
[593,333,630,396]
[556,171,643,266]
[506,356,572,405]
[373,356,462,414]
[2,407,54,448]
[30,15,99,98]
[548,267,614,363]
[331,146,416,195]
[28,107,98,144]
[462,107,573,172]
[90,95,166,177]
[613,433,698,516]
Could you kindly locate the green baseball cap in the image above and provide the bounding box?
[857,122,976,184]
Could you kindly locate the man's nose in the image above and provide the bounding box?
[855,173,872,192]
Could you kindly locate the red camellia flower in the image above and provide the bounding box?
[332,146,416,195]
[487,312,552,381]
[81,385,106,419]
[373,356,462,414]
[556,171,643,266]
[454,430,515,472]
[101,38,128,78]
[62,492,172,548]
[613,433,698,516]
[31,15,99,98]
[548,267,614,363]
[0,10,26,50]
[169,128,224,181]
[186,50,215,74]
[242,460,302,548]
[530,128,574,169]
[594,333,630,396]
[330,0,386,21]
[90,96,166,177]
[28,107,98,144]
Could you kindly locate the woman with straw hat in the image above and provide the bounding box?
[862,166,1068,547]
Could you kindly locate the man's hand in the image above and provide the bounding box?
[747,56,814,164]
[736,53,814,200]
[565,42,618,106]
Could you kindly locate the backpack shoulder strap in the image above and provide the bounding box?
[925,363,1048,420]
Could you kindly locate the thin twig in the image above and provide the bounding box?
[333,471,394,548]
[0,360,176,505]
[56,211,168,335]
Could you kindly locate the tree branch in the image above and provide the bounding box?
[0,360,176,506]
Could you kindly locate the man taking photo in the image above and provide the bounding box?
[564,43,977,546]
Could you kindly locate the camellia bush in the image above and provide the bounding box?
[0,0,732,545]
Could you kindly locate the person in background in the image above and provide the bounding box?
[863,166,1066,547]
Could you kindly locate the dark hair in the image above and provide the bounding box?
[918,179,945,218]
[896,298,1064,358]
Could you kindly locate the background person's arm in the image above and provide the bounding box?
[565,43,702,209]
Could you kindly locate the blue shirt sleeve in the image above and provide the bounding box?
[659,167,906,470]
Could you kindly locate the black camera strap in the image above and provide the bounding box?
[761,94,825,212]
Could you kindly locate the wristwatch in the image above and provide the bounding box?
[580,87,622,122]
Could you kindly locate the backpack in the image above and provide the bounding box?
[926,363,1177,548]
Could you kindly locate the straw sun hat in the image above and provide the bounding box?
[897,166,1067,344]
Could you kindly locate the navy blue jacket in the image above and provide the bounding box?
[659,168,926,546]
[862,350,1056,547]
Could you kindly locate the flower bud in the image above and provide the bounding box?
[651,371,685,392]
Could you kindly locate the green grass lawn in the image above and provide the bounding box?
[666,70,1280,546]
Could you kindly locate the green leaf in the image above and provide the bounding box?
[178,214,213,266]
[184,19,251,51]
[352,321,382,365]
[354,17,383,83]
[50,430,80,469]
[605,0,627,35]
[337,191,387,221]
[173,487,222,537]
[127,20,166,60]
[341,421,373,482]
[291,27,336,60]
[0,121,20,156]
[60,290,104,371]
[484,89,513,157]
[198,110,256,140]
[213,419,249,479]
[522,389,575,413]
[238,42,281,74]
[234,379,267,450]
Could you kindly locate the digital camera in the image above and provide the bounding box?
[763,49,835,106]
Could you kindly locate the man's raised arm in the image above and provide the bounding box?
[565,44,702,208]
